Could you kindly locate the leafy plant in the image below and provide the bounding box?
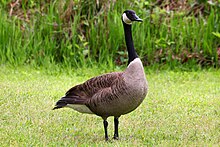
[0,0,219,68]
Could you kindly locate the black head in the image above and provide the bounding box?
[122,10,143,25]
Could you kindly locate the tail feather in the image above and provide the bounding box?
[53,96,86,110]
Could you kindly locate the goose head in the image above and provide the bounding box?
[122,10,143,25]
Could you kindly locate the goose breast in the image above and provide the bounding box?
[87,58,148,117]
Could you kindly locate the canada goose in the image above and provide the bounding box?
[53,10,148,141]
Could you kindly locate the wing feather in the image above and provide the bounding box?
[53,72,123,110]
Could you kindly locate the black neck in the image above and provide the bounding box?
[123,22,138,65]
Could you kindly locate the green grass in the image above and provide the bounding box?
[1,65,220,146]
[0,1,219,67]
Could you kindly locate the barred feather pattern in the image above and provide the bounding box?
[66,72,123,98]
[54,72,123,110]
[54,58,148,118]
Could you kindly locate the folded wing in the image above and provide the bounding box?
[53,72,123,112]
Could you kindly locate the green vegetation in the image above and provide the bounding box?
[0,0,219,68]
[0,1,220,146]
[0,66,219,146]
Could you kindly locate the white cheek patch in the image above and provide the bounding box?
[122,13,132,25]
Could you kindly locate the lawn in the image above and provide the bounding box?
[0,65,220,146]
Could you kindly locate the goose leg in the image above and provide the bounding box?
[113,117,119,139]
[103,119,109,141]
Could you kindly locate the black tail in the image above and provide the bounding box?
[53,96,86,110]
[53,99,66,110]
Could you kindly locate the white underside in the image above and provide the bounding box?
[66,104,94,114]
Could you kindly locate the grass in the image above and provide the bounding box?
[0,1,219,67]
[0,65,220,146]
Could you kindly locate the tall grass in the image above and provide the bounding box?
[0,1,219,68]
[0,10,23,65]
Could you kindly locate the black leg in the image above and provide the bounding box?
[113,117,119,139]
[103,119,109,141]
